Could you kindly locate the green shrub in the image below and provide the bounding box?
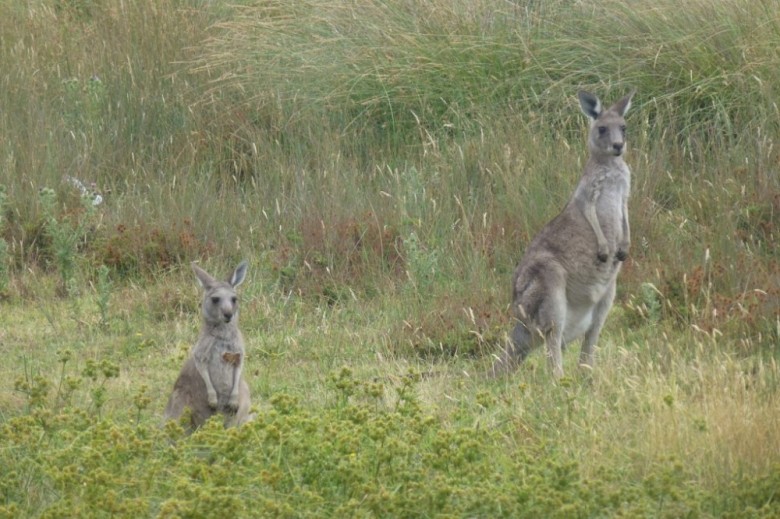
[3,366,779,517]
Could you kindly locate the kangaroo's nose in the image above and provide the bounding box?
[223,312,233,323]
[612,143,624,154]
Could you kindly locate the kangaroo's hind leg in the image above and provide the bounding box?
[579,280,617,369]
[532,268,568,379]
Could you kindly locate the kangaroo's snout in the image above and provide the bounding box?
[612,142,624,155]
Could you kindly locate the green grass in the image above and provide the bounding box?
[2,277,779,517]
[1,0,779,516]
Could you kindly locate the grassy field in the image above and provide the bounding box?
[1,0,778,517]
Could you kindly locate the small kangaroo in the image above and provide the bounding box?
[493,90,635,379]
[164,261,251,430]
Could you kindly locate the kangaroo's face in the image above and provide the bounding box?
[203,283,240,325]
[192,261,248,327]
[578,90,634,159]
[591,110,627,157]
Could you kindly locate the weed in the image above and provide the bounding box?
[0,185,8,295]
[38,188,97,297]
[96,220,215,277]
[402,230,439,297]
[53,348,79,409]
[81,358,120,419]
[625,282,663,326]
[95,264,111,328]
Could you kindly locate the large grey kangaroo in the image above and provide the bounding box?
[164,261,251,430]
[493,90,635,379]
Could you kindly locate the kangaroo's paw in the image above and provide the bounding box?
[225,395,239,414]
[615,249,628,262]
[596,240,609,262]
[207,391,218,410]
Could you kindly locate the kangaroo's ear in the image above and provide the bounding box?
[578,90,602,120]
[229,261,248,288]
[192,262,216,289]
[612,89,636,117]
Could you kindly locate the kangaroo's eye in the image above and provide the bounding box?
[231,297,238,305]
[598,126,607,135]
[211,297,220,305]
[620,125,627,134]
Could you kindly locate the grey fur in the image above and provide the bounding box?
[493,90,635,379]
[164,261,251,430]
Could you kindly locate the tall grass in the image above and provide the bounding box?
[196,0,776,346]
[0,0,775,338]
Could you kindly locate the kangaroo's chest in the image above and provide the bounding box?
[203,337,243,391]
[591,165,630,235]
[209,336,242,363]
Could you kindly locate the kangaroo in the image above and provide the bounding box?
[164,261,251,430]
[493,90,635,379]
